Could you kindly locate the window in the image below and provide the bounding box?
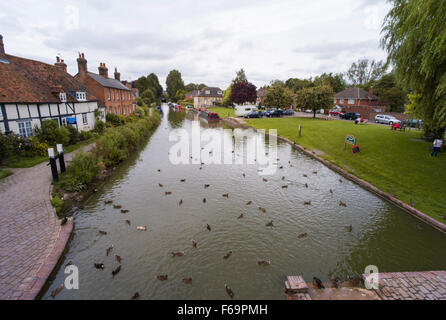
[205,90,210,95]
[82,114,88,125]
[113,90,115,100]
[76,92,86,101]
[108,89,111,100]
[348,99,355,104]
[18,121,32,137]
[117,90,119,100]
[340,99,344,104]
[217,91,222,95]
[333,99,337,104]
[59,92,67,102]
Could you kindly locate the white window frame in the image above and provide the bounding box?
[76,92,87,101]
[59,92,67,102]
[18,121,33,138]
[340,99,344,104]
[108,89,111,101]
[348,99,355,105]
[82,113,88,125]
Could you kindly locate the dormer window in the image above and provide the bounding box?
[217,91,222,95]
[205,90,210,95]
[76,92,87,101]
[59,92,67,102]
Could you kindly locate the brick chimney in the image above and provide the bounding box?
[77,53,88,75]
[369,87,374,99]
[0,35,5,55]
[55,56,67,72]
[114,67,121,81]
[98,63,108,78]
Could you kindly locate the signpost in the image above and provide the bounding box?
[48,148,58,182]
[298,125,302,137]
[344,135,359,153]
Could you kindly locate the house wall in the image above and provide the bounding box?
[0,101,99,137]
[194,96,223,109]
[334,98,379,107]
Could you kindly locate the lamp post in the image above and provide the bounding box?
[48,148,58,182]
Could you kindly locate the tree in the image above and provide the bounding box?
[382,0,446,139]
[140,88,156,106]
[264,83,294,109]
[133,73,163,102]
[232,68,248,84]
[373,73,408,113]
[285,78,314,92]
[166,70,185,101]
[185,83,208,92]
[295,85,333,118]
[346,58,387,86]
[313,73,346,93]
[174,89,186,102]
[230,82,257,104]
[222,84,232,106]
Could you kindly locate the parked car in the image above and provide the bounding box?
[375,114,401,125]
[265,109,283,118]
[283,109,295,116]
[329,110,342,116]
[305,109,313,113]
[340,112,361,120]
[403,119,423,128]
[244,111,263,119]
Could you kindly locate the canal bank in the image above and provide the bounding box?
[42,107,446,300]
[223,117,446,234]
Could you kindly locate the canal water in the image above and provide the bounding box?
[43,105,446,300]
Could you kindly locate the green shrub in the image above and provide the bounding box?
[35,119,59,145]
[55,126,70,146]
[94,120,106,134]
[51,196,64,216]
[28,136,49,156]
[106,113,123,127]
[79,130,93,141]
[135,106,145,117]
[96,129,128,166]
[0,132,14,163]
[66,151,98,185]
[67,126,80,145]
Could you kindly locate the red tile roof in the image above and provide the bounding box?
[334,87,378,100]
[0,54,97,103]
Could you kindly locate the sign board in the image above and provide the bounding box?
[352,145,360,154]
[66,117,77,124]
[298,125,302,137]
[345,135,356,145]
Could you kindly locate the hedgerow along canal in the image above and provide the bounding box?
[43,105,446,299]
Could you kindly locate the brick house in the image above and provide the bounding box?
[193,87,223,108]
[185,90,199,100]
[74,53,136,116]
[0,35,100,137]
[334,87,386,119]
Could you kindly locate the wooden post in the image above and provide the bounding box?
[48,148,58,182]
[57,144,66,173]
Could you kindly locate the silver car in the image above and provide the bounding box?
[375,114,401,125]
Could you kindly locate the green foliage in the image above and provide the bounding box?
[0,132,14,162]
[0,169,12,180]
[295,85,333,117]
[106,113,124,127]
[34,119,59,145]
[285,78,314,92]
[166,70,185,101]
[174,89,186,101]
[223,84,232,106]
[66,151,98,185]
[313,73,346,93]
[67,125,80,145]
[346,58,387,86]
[141,88,156,105]
[232,68,248,84]
[96,129,128,166]
[264,83,294,109]
[51,196,64,216]
[94,120,106,134]
[382,0,446,138]
[134,73,163,101]
[135,106,145,117]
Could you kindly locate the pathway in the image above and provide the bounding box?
[0,143,95,300]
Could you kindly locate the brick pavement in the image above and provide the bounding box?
[367,271,446,300]
[0,144,94,300]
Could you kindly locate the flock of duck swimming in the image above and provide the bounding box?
[51,157,356,299]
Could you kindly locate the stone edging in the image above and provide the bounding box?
[223,117,446,234]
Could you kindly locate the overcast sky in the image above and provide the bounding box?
[0,0,391,90]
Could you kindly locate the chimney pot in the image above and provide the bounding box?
[77,52,88,75]
[0,35,5,55]
[369,87,374,99]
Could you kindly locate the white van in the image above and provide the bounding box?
[235,105,256,117]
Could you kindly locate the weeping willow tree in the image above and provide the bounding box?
[381,0,446,139]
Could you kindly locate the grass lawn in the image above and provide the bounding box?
[208,107,235,118]
[246,117,446,223]
[0,169,13,180]
[2,138,97,168]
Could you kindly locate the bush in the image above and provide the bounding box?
[35,120,59,145]
[67,126,80,145]
[28,137,49,156]
[96,129,128,166]
[0,132,14,163]
[94,120,106,134]
[79,130,94,141]
[106,113,124,127]
[66,151,98,185]
[51,196,64,216]
[134,106,145,117]
[55,126,70,146]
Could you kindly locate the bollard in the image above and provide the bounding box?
[48,148,59,182]
[57,144,66,173]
